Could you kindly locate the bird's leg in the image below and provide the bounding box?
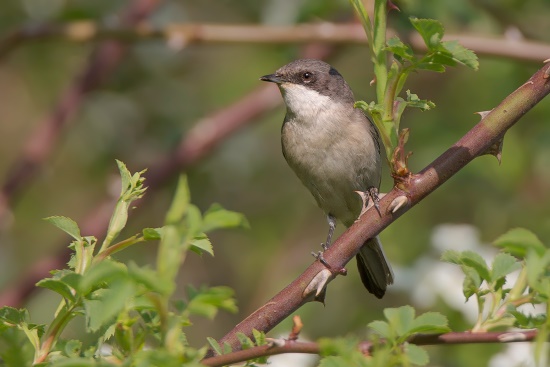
[312,214,337,267]
[323,214,337,250]
[367,187,381,216]
[355,187,385,219]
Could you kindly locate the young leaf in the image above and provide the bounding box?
[78,260,128,295]
[83,280,134,332]
[493,228,545,258]
[101,161,147,251]
[207,337,223,356]
[491,253,521,283]
[368,320,392,339]
[383,306,415,337]
[201,204,250,233]
[440,40,479,70]
[409,312,450,334]
[165,175,190,225]
[462,266,482,300]
[142,227,162,240]
[405,91,435,111]
[190,234,213,256]
[410,17,444,49]
[386,37,415,62]
[0,306,28,325]
[460,251,491,282]
[36,278,76,303]
[185,286,237,319]
[404,343,429,366]
[44,216,81,241]
[236,332,254,350]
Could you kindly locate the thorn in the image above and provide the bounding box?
[498,332,528,342]
[483,137,504,164]
[389,195,409,213]
[266,338,286,348]
[544,64,550,79]
[387,1,401,12]
[303,269,332,299]
[475,110,492,119]
[370,76,376,86]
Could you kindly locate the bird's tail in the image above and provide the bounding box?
[356,236,394,299]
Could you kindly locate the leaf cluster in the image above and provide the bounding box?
[350,0,478,174]
[0,162,248,366]
[443,228,549,333]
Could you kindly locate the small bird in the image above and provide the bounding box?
[260,59,393,298]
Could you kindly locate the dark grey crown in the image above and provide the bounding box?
[262,59,355,103]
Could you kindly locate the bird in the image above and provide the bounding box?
[260,59,393,298]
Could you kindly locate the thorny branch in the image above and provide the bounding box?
[211,64,550,353]
[202,330,538,367]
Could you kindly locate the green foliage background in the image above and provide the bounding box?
[0,0,549,366]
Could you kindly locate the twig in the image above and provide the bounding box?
[211,64,550,352]
[1,22,549,63]
[201,330,538,367]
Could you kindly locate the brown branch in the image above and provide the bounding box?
[202,330,538,367]
[0,44,332,308]
[0,0,162,229]
[210,64,550,352]
[1,22,549,63]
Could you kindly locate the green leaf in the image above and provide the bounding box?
[493,228,546,258]
[318,337,359,357]
[368,320,392,339]
[404,343,429,366]
[165,175,190,225]
[440,40,479,70]
[405,90,435,111]
[0,307,28,325]
[491,253,521,283]
[462,266,482,300]
[128,262,172,295]
[461,251,492,282]
[201,204,249,233]
[36,278,76,303]
[44,216,81,240]
[185,286,237,319]
[441,250,462,264]
[78,260,128,295]
[83,280,134,332]
[414,62,446,73]
[252,329,267,346]
[409,312,450,334]
[143,227,162,240]
[207,337,223,356]
[236,332,254,350]
[526,249,550,296]
[190,234,213,256]
[386,37,414,62]
[410,17,444,49]
[384,306,415,337]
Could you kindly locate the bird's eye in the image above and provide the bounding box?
[302,72,312,81]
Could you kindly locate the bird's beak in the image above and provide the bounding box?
[260,73,284,84]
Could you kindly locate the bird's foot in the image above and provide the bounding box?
[355,189,386,219]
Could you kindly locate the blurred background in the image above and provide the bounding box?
[0,0,549,366]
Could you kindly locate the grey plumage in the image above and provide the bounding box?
[261,59,394,298]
